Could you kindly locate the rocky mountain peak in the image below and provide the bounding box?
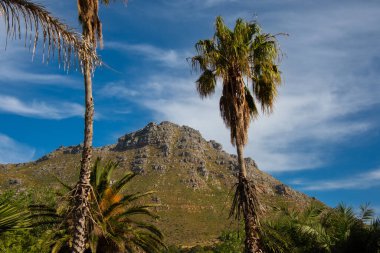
[0,120,316,246]
[115,121,177,150]
[113,121,207,152]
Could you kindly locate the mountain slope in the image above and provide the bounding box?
[0,121,313,246]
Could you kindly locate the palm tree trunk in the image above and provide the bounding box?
[72,59,94,253]
[236,144,263,253]
[237,144,247,178]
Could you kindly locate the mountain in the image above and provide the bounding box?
[0,121,314,246]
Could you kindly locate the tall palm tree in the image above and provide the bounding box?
[0,2,97,252]
[72,1,115,252]
[191,16,282,253]
[0,0,98,68]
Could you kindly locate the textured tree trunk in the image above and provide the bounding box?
[72,59,94,253]
[236,144,263,253]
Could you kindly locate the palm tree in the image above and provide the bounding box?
[48,159,164,253]
[322,203,380,253]
[72,1,114,251]
[262,203,332,253]
[191,16,282,253]
[0,0,98,68]
[0,2,97,251]
[87,159,165,253]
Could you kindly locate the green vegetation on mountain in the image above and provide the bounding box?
[1,122,379,252]
[0,122,312,247]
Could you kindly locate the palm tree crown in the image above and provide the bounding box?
[88,159,165,253]
[191,16,282,147]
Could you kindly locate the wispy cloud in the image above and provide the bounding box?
[0,39,81,89]
[112,1,380,172]
[98,81,139,99]
[292,168,380,191]
[117,64,376,172]
[202,0,238,7]
[0,134,35,164]
[0,94,84,119]
[0,67,79,87]
[106,42,189,68]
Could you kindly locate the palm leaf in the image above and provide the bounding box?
[111,171,135,194]
[0,201,31,234]
[196,69,217,98]
[359,202,375,223]
[0,0,99,69]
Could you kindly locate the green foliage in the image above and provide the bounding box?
[213,231,244,253]
[180,203,379,253]
[1,187,379,253]
[261,202,380,253]
[0,190,57,253]
[0,202,30,235]
[51,158,165,253]
[161,231,244,253]
[0,228,53,253]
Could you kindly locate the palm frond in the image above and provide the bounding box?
[229,178,261,222]
[96,160,118,197]
[245,86,258,117]
[111,171,135,194]
[135,222,164,239]
[261,221,292,253]
[119,205,159,219]
[0,201,31,234]
[215,16,232,50]
[196,69,217,98]
[50,159,165,252]
[51,234,72,253]
[251,34,282,114]
[0,0,99,69]
[359,202,375,223]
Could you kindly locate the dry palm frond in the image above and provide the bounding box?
[230,177,264,252]
[77,0,102,48]
[229,177,261,222]
[0,0,100,70]
[219,75,253,146]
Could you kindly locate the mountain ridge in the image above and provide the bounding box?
[0,121,314,245]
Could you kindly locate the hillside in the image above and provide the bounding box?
[0,121,313,246]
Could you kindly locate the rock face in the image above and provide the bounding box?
[109,121,308,202]
[114,122,175,153]
[0,121,314,246]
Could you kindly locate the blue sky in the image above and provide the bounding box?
[0,0,379,214]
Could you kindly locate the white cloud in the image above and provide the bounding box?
[292,168,380,191]
[0,134,35,164]
[0,66,79,87]
[123,1,380,172]
[122,63,377,172]
[0,37,81,89]
[98,81,139,98]
[106,42,189,68]
[0,94,84,119]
